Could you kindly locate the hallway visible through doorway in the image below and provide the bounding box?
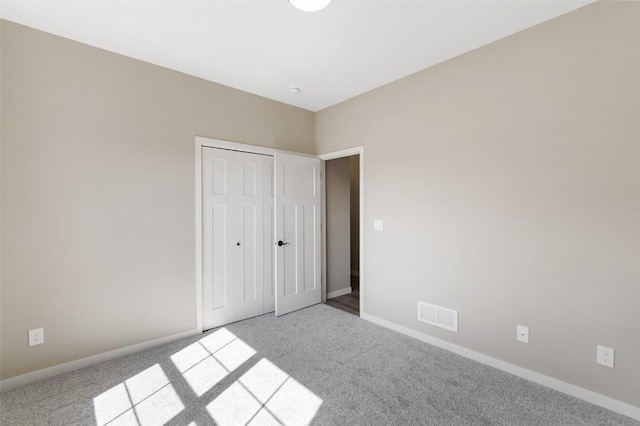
[324,154,360,316]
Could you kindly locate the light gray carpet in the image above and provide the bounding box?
[1,304,637,425]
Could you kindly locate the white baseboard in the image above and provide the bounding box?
[351,270,359,277]
[0,328,200,393]
[327,287,352,299]
[361,313,640,421]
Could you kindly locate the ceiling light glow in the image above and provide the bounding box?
[288,0,332,12]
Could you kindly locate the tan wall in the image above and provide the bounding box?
[316,1,640,407]
[325,157,351,294]
[0,20,315,380]
[349,155,359,274]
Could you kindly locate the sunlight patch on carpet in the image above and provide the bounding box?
[93,328,321,425]
[172,328,256,397]
[207,357,322,426]
[93,364,184,425]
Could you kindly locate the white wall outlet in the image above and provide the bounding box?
[516,325,529,343]
[596,345,614,368]
[28,328,44,347]
[374,219,384,231]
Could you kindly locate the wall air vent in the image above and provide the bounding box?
[418,301,458,332]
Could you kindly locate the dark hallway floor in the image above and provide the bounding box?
[325,275,359,316]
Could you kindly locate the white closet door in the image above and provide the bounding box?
[202,148,236,329]
[234,151,265,321]
[263,159,276,313]
[202,148,269,330]
[203,147,319,327]
[274,153,322,316]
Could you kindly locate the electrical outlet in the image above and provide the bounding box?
[516,325,529,343]
[28,328,44,347]
[596,345,614,368]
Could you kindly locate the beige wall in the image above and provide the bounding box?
[0,20,314,380]
[2,1,639,409]
[325,157,351,294]
[316,1,640,407]
[349,155,359,274]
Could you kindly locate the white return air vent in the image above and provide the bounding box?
[418,301,458,332]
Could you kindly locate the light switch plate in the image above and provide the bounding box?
[516,325,529,343]
[374,219,384,231]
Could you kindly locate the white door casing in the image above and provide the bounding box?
[317,146,365,317]
[274,153,322,316]
[202,147,271,330]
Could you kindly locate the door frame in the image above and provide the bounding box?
[317,147,365,317]
[195,136,317,331]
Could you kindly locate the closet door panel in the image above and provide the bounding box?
[202,148,236,329]
[274,153,321,316]
[263,158,275,313]
[203,147,273,329]
[234,151,265,321]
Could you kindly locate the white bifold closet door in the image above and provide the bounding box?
[274,153,322,316]
[202,147,274,330]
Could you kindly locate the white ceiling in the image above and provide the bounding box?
[1,0,595,112]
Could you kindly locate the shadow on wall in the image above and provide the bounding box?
[93,328,323,425]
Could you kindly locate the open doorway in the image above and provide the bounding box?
[324,154,360,316]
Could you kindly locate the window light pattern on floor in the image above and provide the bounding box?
[92,364,184,425]
[208,358,322,426]
[92,328,322,425]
